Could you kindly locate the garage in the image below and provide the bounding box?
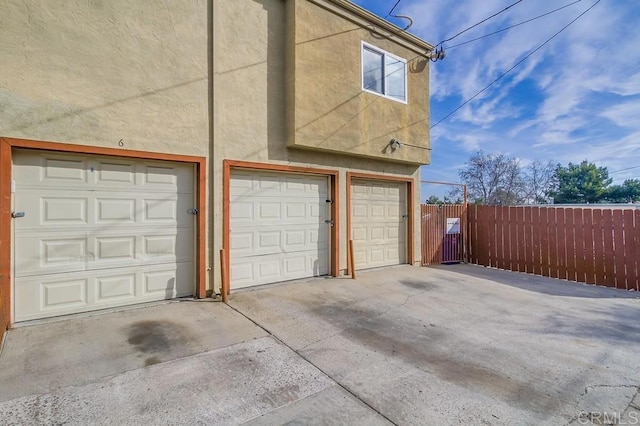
[350,178,408,270]
[12,149,196,322]
[229,169,331,289]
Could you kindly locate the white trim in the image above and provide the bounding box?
[361,41,408,105]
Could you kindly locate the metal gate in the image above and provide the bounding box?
[421,204,466,265]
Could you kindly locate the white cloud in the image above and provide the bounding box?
[356,0,640,185]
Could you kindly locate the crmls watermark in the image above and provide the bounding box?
[577,410,639,425]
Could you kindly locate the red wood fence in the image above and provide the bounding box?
[0,284,5,344]
[421,204,466,265]
[465,205,640,291]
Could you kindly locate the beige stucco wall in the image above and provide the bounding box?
[288,0,431,165]
[212,0,426,292]
[0,0,212,286]
[1,0,429,296]
[0,0,209,155]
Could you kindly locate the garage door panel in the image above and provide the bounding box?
[14,262,193,322]
[231,250,327,289]
[96,161,136,185]
[231,201,327,226]
[351,179,407,270]
[16,226,192,277]
[13,151,194,194]
[232,227,328,258]
[13,150,195,322]
[96,274,136,302]
[15,192,194,229]
[230,170,330,288]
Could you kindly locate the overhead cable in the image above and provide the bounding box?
[446,0,583,49]
[431,0,602,129]
[437,0,525,46]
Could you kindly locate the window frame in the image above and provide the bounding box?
[361,41,408,104]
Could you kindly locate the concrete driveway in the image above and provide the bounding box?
[1,265,639,425]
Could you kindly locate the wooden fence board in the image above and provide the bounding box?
[504,207,513,271]
[467,205,476,264]
[515,207,524,273]
[565,209,577,282]
[592,210,606,286]
[547,208,559,279]
[583,209,596,285]
[532,207,542,276]
[556,209,568,280]
[495,207,504,270]
[613,210,627,290]
[477,206,489,266]
[425,205,639,290]
[573,208,586,283]
[540,207,550,278]
[524,207,532,274]
[632,211,640,291]
[602,209,616,288]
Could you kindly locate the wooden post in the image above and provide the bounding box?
[349,240,356,279]
[220,249,228,303]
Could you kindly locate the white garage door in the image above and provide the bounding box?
[12,150,195,322]
[351,179,407,269]
[230,170,330,289]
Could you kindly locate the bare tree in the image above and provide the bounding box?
[522,160,557,204]
[458,150,524,205]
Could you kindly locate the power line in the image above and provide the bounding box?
[385,0,402,19]
[437,0,525,46]
[610,165,640,174]
[446,0,583,49]
[431,0,602,129]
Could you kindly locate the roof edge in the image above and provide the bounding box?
[312,0,435,54]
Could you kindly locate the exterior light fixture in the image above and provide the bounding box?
[390,139,403,151]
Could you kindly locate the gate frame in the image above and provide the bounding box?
[420,180,468,265]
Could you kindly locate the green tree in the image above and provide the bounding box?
[606,179,640,203]
[549,161,612,204]
[424,195,463,205]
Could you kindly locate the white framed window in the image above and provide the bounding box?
[361,41,407,104]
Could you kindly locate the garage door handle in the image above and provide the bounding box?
[11,211,25,218]
[187,208,198,215]
[324,219,334,227]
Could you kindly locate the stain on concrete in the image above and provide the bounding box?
[310,301,560,413]
[397,279,439,291]
[144,357,161,367]
[126,320,189,354]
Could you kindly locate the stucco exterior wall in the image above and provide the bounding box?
[0,0,211,289]
[1,0,429,296]
[0,0,209,156]
[288,0,431,165]
[212,0,425,292]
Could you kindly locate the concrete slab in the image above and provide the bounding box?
[0,300,267,401]
[0,337,381,425]
[229,264,640,425]
[242,386,393,425]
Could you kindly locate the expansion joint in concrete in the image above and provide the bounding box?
[225,303,399,426]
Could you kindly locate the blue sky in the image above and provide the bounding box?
[352,0,640,200]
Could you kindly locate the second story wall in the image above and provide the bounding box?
[287,0,431,165]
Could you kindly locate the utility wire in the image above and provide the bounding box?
[610,165,640,174]
[437,0,525,46]
[431,0,601,129]
[385,0,402,19]
[446,0,583,49]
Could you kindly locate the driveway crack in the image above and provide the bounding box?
[225,303,399,426]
